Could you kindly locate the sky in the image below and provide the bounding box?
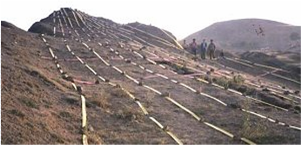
[0,0,301,39]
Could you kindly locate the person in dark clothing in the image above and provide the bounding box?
[220,49,225,59]
[190,38,198,56]
[208,39,216,60]
[200,39,207,59]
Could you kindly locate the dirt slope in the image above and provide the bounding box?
[240,51,301,75]
[1,21,83,143]
[127,22,177,44]
[2,7,301,144]
[1,19,172,144]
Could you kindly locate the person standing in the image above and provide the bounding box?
[190,38,198,56]
[182,40,189,57]
[208,39,216,60]
[182,39,189,50]
[219,49,225,59]
[200,39,207,59]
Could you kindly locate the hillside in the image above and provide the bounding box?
[240,50,301,75]
[2,8,301,144]
[184,19,301,53]
[127,22,177,45]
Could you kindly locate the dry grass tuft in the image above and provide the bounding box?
[19,98,39,109]
[90,91,111,109]
[239,98,268,139]
[9,109,25,118]
[114,105,143,121]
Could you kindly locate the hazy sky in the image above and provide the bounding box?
[1,0,300,39]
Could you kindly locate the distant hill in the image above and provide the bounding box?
[184,19,301,53]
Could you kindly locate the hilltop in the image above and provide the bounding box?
[127,22,177,44]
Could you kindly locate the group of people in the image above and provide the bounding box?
[182,38,218,60]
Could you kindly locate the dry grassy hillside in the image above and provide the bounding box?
[241,51,301,76]
[127,22,177,44]
[1,8,301,144]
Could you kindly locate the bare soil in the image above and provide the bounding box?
[1,8,300,144]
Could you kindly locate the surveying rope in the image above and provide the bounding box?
[134,44,301,104]
[99,38,301,132]
[224,57,301,86]
[234,57,290,73]
[123,24,177,48]
[64,43,184,145]
[83,44,255,144]
[60,11,68,27]
[73,9,300,120]
[117,42,297,111]
[159,28,184,49]
[58,15,250,142]
[68,36,256,144]
[84,14,177,50]
[40,34,89,145]
[57,15,65,36]
[53,15,91,144]
[61,8,73,28]
[56,10,300,145]
[56,11,185,144]
[108,42,300,131]
[135,42,300,100]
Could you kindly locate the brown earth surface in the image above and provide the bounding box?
[1,8,301,144]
